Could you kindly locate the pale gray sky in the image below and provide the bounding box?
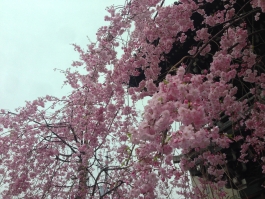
[0,0,128,110]
[0,0,176,110]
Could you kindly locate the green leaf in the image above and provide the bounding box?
[225,133,233,139]
[153,156,159,161]
[163,79,169,85]
[126,146,131,154]
[165,136,171,143]
[158,97,163,103]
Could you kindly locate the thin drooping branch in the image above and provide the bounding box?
[91,166,129,197]
[100,180,124,198]
[43,117,77,153]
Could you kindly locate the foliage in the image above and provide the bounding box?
[1,0,265,198]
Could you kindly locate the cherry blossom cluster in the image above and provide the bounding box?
[0,0,265,198]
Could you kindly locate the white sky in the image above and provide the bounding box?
[0,0,176,110]
[0,0,126,110]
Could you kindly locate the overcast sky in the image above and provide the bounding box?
[0,0,175,110]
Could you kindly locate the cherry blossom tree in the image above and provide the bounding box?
[1,0,265,198]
